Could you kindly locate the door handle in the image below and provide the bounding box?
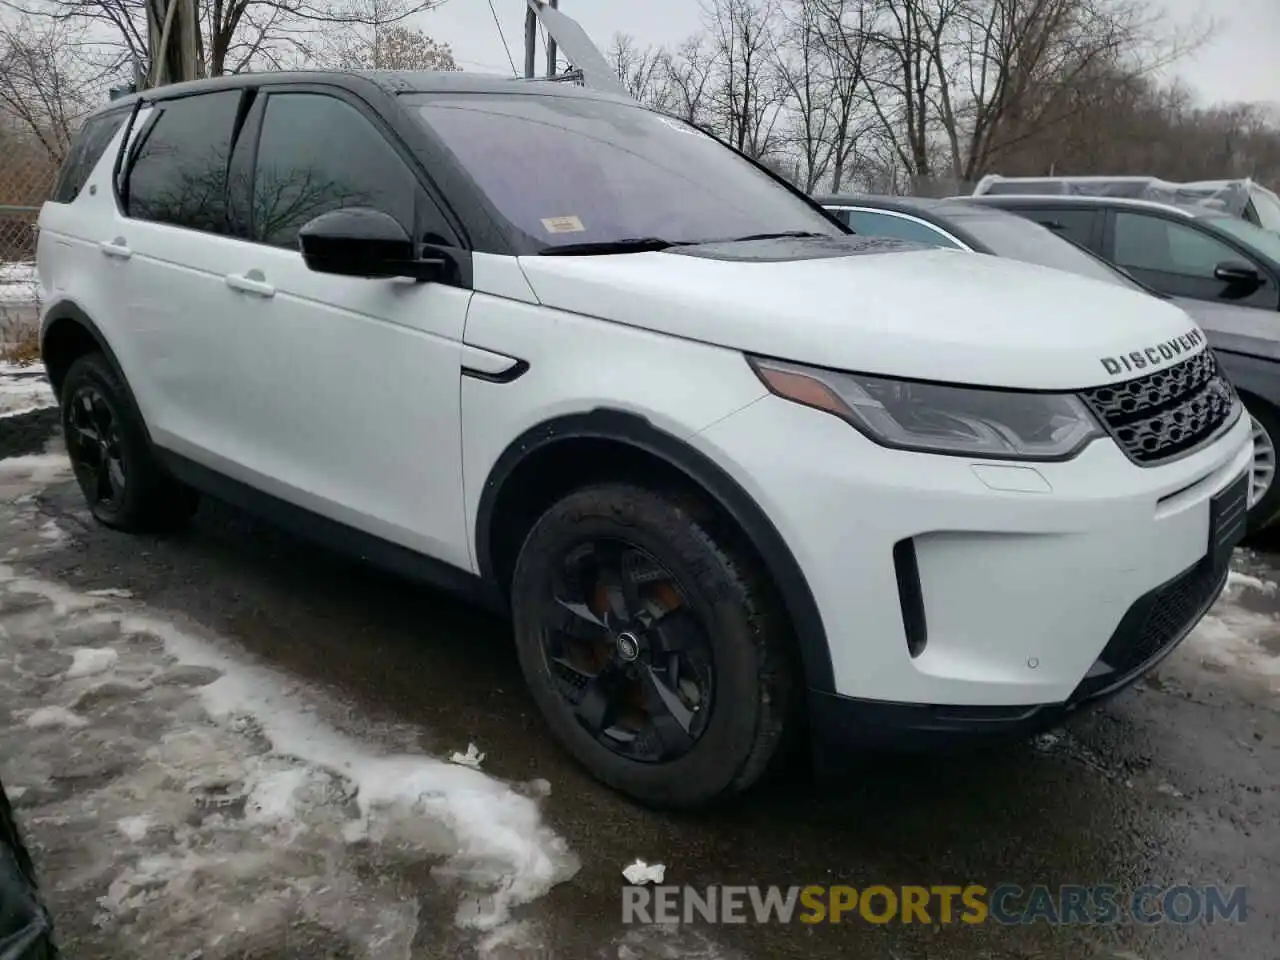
[224,270,275,298]
[98,238,132,260]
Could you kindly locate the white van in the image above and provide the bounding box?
[36,72,1253,807]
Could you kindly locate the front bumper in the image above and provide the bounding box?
[693,392,1254,708]
[808,553,1229,753]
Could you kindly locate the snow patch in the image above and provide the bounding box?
[0,453,72,485]
[0,262,37,305]
[1226,570,1278,596]
[86,587,134,599]
[1187,600,1280,686]
[117,815,153,841]
[450,742,486,769]
[122,612,579,931]
[66,647,119,679]
[622,860,666,885]
[25,705,89,729]
[0,369,54,416]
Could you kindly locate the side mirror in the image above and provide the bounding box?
[1213,261,1262,287]
[297,208,445,281]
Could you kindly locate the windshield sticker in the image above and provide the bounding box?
[541,215,586,234]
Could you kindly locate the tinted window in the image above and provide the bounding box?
[251,93,417,250]
[410,94,841,249]
[950,209,1137,289]
[843,210,959,247]
[1113,213,1251,278]
[1206,215,1280,263]
[1022,208,1096,247]
[1248,189,1280,233]
[53,110,128,203]
[126,91,242,233]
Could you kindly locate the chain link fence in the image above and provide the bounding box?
[0,127,57,360]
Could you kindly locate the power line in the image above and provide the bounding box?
[487,0,518,76]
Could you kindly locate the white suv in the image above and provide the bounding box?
[37,72,1254,808]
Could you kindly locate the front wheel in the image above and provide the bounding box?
[1245,403,1280,538]
[510,484,797,808]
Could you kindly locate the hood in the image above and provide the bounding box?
[1172,296,1280,362]
[515,240,1207,390]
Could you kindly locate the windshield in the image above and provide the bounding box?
[948,209,1145,290]
[1247,187,1280,233]
[408,93,842,250]
[1208,215,1280,261]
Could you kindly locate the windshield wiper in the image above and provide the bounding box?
[539,237,691,256]
[713,231,833,243]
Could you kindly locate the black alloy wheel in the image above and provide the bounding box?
[59,352,198,532]
[511,483,797,808]
[543,538,715,762]
[64,384,127,513]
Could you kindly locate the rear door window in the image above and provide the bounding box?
[125,90,243,235]
[52,109,129,203]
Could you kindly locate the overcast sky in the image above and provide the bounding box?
[424,0,1278,108]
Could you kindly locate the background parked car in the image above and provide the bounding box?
[971,174,1280,235]
[818,194,1280,536]
[0,777,57,960]
[966,193,1280,313]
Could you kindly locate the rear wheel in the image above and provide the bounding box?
[510,483,797,808]
[60,353,198,532]
[1245,402,1280,537]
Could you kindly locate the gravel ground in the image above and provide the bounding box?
[0,409,1277,960]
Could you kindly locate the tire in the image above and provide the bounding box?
[59,352,198,532]
[510,483,797,809]
[1245,401,1280,538]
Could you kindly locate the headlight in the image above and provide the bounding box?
[748,356,1103,460]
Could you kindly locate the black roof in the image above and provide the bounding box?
[95,68,638,117]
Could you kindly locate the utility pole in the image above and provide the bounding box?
[145,0,199,89]
[523,3,536,79]
[545,0,559,77]
[523,0,559,79]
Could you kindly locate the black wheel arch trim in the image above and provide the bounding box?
[40,299,156,443]
[475,408,837,693]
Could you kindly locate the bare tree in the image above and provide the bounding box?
[702,0,786,159]
[781,0,876,192]
[933,0,1200,183]
[0,16,109,163]
[662,35,717,126]
[314,0,456,72]
[13,0,446,79]
[607,33,672,109]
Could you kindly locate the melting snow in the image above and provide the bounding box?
[0,566,580,957]
[25,705,89,729]
[66,646,119,678]
[1184,564,1280,689]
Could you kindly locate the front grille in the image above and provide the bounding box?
[1078,350,1238,465]
[1074,559,1226,700]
